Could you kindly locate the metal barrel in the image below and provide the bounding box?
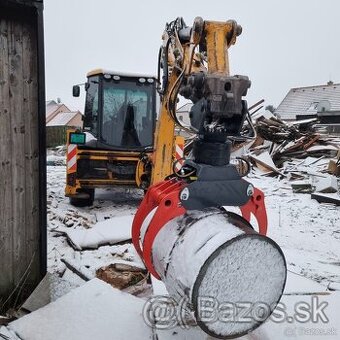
[143,208,286,339]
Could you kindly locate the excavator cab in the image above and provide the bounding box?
[81,70,156,151]
[65,70,158,206]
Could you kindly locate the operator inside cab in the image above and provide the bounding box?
[82,71,156,151]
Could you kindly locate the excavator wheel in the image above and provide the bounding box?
[69,189,95,207]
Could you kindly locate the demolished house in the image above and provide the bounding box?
[239,83,340,206]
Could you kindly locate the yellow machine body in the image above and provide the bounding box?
[65,69,185,205]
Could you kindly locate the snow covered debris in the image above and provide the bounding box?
[0,326,20,340]
[8,279,153,340]
[20,272,80,313]
[46,163,143,281]
[313,175,338,193]
[249,151,282,174]
[96,263,148,293]
[63,215,133,250]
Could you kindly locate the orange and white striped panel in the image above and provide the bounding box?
[67,144,77,172]
[174,141,184,172]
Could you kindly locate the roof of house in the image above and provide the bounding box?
[46,100,72,119]
[46,111,81,126]
[46,100,60,117]
[275,83,340,120]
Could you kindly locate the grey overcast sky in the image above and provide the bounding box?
[44,0,340,111]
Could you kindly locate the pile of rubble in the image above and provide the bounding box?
[254,115,339,164]
[238,111,340,204]
[46,145,66,166]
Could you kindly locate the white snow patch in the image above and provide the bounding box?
[64,215,133,250]
[8,279,153,340]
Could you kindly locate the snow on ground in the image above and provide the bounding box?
[3,275,339,340]
[47,155,340,290]
[8,279,153,340]
[47,163,144,279]
[62,215,133,250]
[0,155,337,340]
[249,173,340,286]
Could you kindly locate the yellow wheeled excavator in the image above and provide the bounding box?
[65,69,185,206]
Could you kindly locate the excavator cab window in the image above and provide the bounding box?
[83,74,156,151]
[84,76,99,136]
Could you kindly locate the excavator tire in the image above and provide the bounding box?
[69,189,95,207]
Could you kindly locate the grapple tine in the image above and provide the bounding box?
[240,187,268,235]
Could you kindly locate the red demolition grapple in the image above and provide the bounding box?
[132,177,268,279]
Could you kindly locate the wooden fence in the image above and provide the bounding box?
[0,0,46,312]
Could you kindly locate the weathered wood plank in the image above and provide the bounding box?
[9,18,27,292]
[0,11,42,311]
[311,193,340,206]
[22,17,40,297]
[0,16,14,307]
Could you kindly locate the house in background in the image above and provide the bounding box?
[275,82,340,135]
[45,100,83,147]
[46,100,70,124]
[46,100,83,127]
[275,82,340,122]
[47,111,83,128]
